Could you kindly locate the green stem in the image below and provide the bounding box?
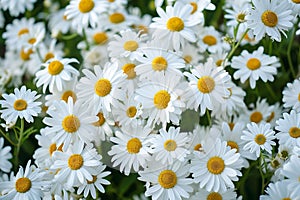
[13,119,25,171]
[259,152,266,194]
[287,27,296,78]
[82,29,90,51]
[0,128,16,146]
[266,82,277,101]
[36,47,44,63]
[206,109,211,126]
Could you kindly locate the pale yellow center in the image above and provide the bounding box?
[48,60,64,75]
[153,90,171,109]
[61,90,77,103]
[266,112,275,123]
[122,63,136,79]
[194,143,202,151]
[126,106,137,118]
[190,2,198,14]
[93,112,105,127]
[247,58,261,70]
[207,156,225,174]
[18,28,29,36]
[78,0,94,13]
[203,35,217,46]
[123,40,138,51]
[227,141,239,152]
[158,170,177,189]
[93,32,108,45]
[166,17,184,32]
[28,38,36,44]
[184,55,192,64]
[127,138,142,154]
[197,76,215,93]
[289,127,300,138]
[261,10,278,27]
[87,175,97,184]
[250,111,263,123]
[49,143,63,156]
[109,13,125,24]
[15,177,31,193]
[14,99,27,111]
[68,154,83,170]
[44,52,55,62]
[207,192,223,200]
[20,48,34,61]
[152,56,168,71]
[255,134,266,145]
[94,79,112,97]
[62,115,80,133]
[164,139,177,151]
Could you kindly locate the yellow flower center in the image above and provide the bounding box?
[94,78,112,97]
[289,127,300,138]
[48,60,64,75]
[62,115,80,133]
[87,175,97,184]
[15,177,31,193]
[49,143,63,156]
[108,0,115,2]
[14,99,27,111]
[282,198,291,200]
[247,58,261,70]
[28,38,36,44]
[184,55,192,64]
[109,13,125,24]
[123,40,139,52]
[216,59,223,67]
[61,90,77,103]
[202,35,217,46]
[18,28,29,36]
[127,137,142,154]
[236,13,246,22]
[20,48,34,61]
[255,134,266,145]
[166,17,184,32]
[93,32,108,45]
[266,111,275,123]
[78,0,94,13]
[152,56,168,71]
[158,170,177,189]
[207,156,225,174]
[194,143,202,151]
[126,106,137,118]
[44,52,55,62]
[207,192,223,200]
[164,139,177,151]
[298,93,300,102]
[261,10,278,27]
[292,0,300,3]
[153,90,171,109]
[197,76,215,93]
[190,2,198,14]
[122,63,136,79]
[68,154,83,170]
[93,112,106,127]
[250,111,263,123]
[227,141,239,152]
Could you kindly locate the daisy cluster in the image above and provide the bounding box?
[0,0,299,199]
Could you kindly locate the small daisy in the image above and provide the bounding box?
[48,9,73,37]
[35,57,79,93]
[191,188,237,200]
[138,160,194,200]
[91,110,115,143]
[224,2,251,27]
[281,155,300,198]
[76,63,126,114]
[0,160,49,199]
[0,0,37,16]
[76,165,111,199]
[241,122,276,158]
[183,57,231,115]
[282,78,300,112]
[245,98,274,124]
[0,137,12,173]
[81,45,110,68]
[108,126,152,175]
[150,1,201,51]
[19,22,45,52]
[187,124,211,153]
[231,46,280,89]
[0,86,41,123]
[181,42,203,67]
[150,126,190,165]
[64,0,108,33]
[246,0,294,42]
[260,180,295,200]
[77,27,113,49]
[275,110,300,147]
[42,97,98,151]
[181,0,216,14]
[51,141,101,187]
[190,138,243,192]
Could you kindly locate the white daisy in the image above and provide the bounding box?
[91,110,115,144]
[186,124,211,153]
[260,180,296,200]
[19,22,45,52]
[275,110,300,147]
[190,138,243,192]
[241,122,276,158]
[231,46,280,89]
[76,63,126,115]
[35,57,79,93]
[0,86,41,123]
[180,0,216,14]
[246,0,294,42]
[42,97,98,151]
[81,45,110,69]
[281,155,300,198]
[77,27,113,49]
[0,0,37,16]
[282,78,300,112]
[138,160,194,200]
[108,126,152,175]
[150,126,190,165]
[181,42,203,67]
[0,160,49,199]
[150,1,201,51]
[224,2,251,27]
[191,188,237,200]
[48,9,73,37]
[64,0,108,33]
[51,141,101,187]
[107,0,127,10]
[0,137,12,173]
[183,57,231,116]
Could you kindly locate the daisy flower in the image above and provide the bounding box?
[181,42,203,67]
[150,1,201,51]
[244,98,274,124]
[0,137,12,173]
[231,46,280,89]
[150,126,190,165]
[51,141,102,187]
[191,188,237,200]
[108,126,152,175]
[0,0,37,16]
[135,75,185,128]
[0,86,41,123]
[0,160,49,199]
[181,0,216,14]
[42,97,98,151]
[48,9,73,37]
[76,165,111,199]
[76,63,126,115]
[183,57,231,116]
[64,0,108,33]
[275,110,300,147]
[281,155,300,198]
[77,27,113,49]
[81,45,110,68]
[246,0,294,42]
[35,57,79,93]
[260,180,295,200]
[91,110,115,143]
[241,122,276,158]
[138,160,194,200]
[282,78,300,112]
[19,22,45,52]
[190,138,243,192]
[224,2,251,27]
[187,124,211,153]
[134,47,186,80]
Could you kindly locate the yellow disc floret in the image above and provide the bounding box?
[109,13,125,24]
[14,99,27,111]
[197,76,215,93]
[48,60,64,75]
[207,156,225,174]
[94,78,112,97]
[247,58,261,70]
[166,17,184,32]
[122,63,136,79]
[68,154,84,170]
[62,115,80,133]
[289,127,300,138]
[255,134,266,145]
[202,35,217,46]
[158,170,177,189]
[78,0,94,13]
[15,177,31,193]
[153,90,171,109]
[126,137,142,154]
[261,10,278,27]
[123,40,139,52]
[152,56,168,71]
[164,139,177,151]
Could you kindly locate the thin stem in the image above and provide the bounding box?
[82,29,90,51]
[206,109,211,126]
[287,27,296,78]
[0,128,16,146]
[259,152,265,194]
[36,47,44,63]
[13,119,25,171]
